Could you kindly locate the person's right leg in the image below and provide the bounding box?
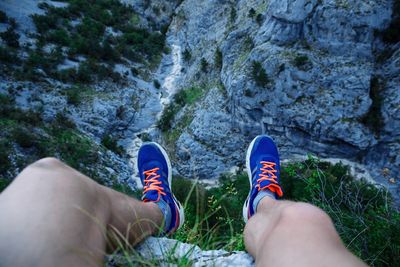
[244,197,366,266]
[242,135,366,267]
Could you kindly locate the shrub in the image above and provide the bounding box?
[65,86,81,106]
[251,60,269,87]
[243,36,254,50]
[230,7,237,23]
[171,158,400,264]
[256,14,263,25]
[200,58,208,72]
[153,79,161,89]
[101,135,124,155]
[130,67,139,76]
[47,28,71,46]
[174,87,203,106]
[0,178,12,193]
[248,8,256,18]
[294,55,309,67]
[0,27,20,48]
[0,140,12,175]
[0,10,8,23]
[214,48,222,70]
[31,13,58,33]
[157,103,179,132]
[13,127,36,148]
[54,112,76,129]
[183,48,191,62]
[158,87,203,132]
[53,129,99,170]
[0,46,17,63]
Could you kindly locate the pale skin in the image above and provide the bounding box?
[0,158,366,267]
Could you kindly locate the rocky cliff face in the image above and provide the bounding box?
[162,0,400,202]
[0,0,399,200]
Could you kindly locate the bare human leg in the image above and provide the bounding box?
[0,157,163,267]
[244,196,367,267]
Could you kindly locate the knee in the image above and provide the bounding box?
[29,157,65,170]
[280,202,332,225]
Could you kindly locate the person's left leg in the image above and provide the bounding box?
[0,157,163,267]
[0,142,183,267]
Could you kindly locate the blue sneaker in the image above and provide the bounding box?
[137,142,184,235]
[242,135,283,222]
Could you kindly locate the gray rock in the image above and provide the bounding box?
[107,237,254,267]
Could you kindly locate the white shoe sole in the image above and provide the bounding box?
[242,136,260,223]
[145,142,185,231]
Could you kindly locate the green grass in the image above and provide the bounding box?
[251,60,269,87]
[158,87,204,132]
[109,156,399,266]
[0,93,109,185]
[167,157,400,265]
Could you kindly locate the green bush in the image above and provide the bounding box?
[0,27,20,48]
[171,158,400,265]
[248,8,256,18]
[157,103,179,132]
[256,14,263,25]
[183,48,191,62]
[47,28,71,46]
[0,46,17,63]
[13,127,36,148]
[0,10,7,23]
[0,178,12,193]
[214,48,222,70]
[101,135,124,155]
[44,128,99,171]
[200,58,208,72]
[294,55,309,67]
[251,60,269,87]
[65,86,81,106]
[153,79,161,89]
[0,141,12,175]
[158,87,204,132]
[230,7,237,23]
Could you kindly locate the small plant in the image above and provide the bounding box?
[13,127,36,148]
[256,14,263,25]
[0,46,17,63]
[251,60,269,87]
[294,55,309,67]
[65,86,81,106]
[214,48,222,70]
[230,7,237,23]
[101,135,124,156]
[0,10,8,23]
[0,27,20,48]
[243,36,254,50]
[248,8,256,18]
[183,48,191,62]
[153,79,161,89]
[200,58,208,72]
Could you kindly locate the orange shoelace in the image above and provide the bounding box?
[143,167,166,201]
[256,161,283,197]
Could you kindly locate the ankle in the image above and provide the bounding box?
[256,195,278,213]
